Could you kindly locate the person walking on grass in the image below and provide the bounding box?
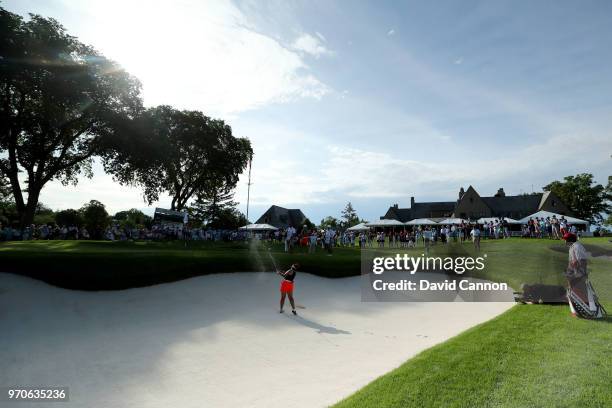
[278,263,300,315]
[471,224,481,251]
[308,229,317,253]
[324,228,335,255]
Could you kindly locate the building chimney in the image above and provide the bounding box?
[393,203,398,209]
[410,196,415,207]
[495,188,506,197]
[459,187,465,199]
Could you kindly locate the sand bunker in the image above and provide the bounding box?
[0,272,513,407]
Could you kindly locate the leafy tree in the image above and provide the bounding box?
[207,207,248,230]
[33,202,55,225]
[55,209,82,227]
[604,176,612,225]
[113,208,152,229]
[190,179,238,226]
[302,218,315,230]
[0,175,11,203]
[104,106,252,211]
[80,200,109,238]
[0,8,143,227]
[340,202,359,228]
[543,173,612,223]
[319,216,339,230]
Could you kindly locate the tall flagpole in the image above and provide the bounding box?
[246,154,253,227]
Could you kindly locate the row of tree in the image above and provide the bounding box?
[0,7,252,228]
[0,197,249,237]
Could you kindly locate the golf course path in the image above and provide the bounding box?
[0,272,513,408]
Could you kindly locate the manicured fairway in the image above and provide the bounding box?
[333,303,612,408]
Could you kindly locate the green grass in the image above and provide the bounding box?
[332,237,612,408]
[0,238,610,297]
[334,305,612,408]
[0,239,360,289]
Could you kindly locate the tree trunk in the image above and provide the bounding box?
[19,185,41,228]
[6,147,25,215]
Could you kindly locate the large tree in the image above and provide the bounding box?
[340,202,359,228]
[190,178,238,226]
[319,216,339,230]
[0,8,142,226]
[113,208,152,229]
[543,173,612,223]
[105,106,252,211]
[80,199,109,239]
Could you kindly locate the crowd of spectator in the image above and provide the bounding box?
[0,215,583,244]
[260,217,584,255]
[0,222,250,242]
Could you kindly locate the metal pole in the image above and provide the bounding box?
[247,156,253,225]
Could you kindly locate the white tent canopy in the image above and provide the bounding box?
[347,222,370,231]
[438,218,467,225]
[366,219,405,227]
[477,217,521,225]
[518,211,589,225]
[405,218,438,225]
[239,223,279,231]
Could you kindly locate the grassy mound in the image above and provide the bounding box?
[0,238,609,297]
[334,304,612,408]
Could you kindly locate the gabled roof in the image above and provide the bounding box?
[379,187,573,223]
[538,191,551,209]
[383,207,412,222]
[481,194,542,215]
[384,201,455,222]
[255,205,309,228]
[410,201,456,219]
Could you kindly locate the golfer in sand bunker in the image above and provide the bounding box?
[278,263,299,315]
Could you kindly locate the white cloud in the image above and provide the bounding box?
[59,0,329,116]
[230,129,611,212]
[387,29,395,36]
[291,33,334,59]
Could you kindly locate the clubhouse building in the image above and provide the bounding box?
[382,186,573,222]
[256,205,311,229]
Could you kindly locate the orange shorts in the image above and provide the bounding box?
[280,280,294,293]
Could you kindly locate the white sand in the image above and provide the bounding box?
[0,272,513,408]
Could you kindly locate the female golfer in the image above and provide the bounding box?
[564,233,606,319]
[278,263,299,315]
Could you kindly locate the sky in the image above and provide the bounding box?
[4,0,612,223]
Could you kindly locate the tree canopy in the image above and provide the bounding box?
[104,106,253,211]
[0,7,143,226]
[55,208,82,227]
[340,202,359,228]
[319,216,339,230]
[113,209,152,229]
[190,178,238,226]
[543,173,611,223]
[80,200,109,238]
